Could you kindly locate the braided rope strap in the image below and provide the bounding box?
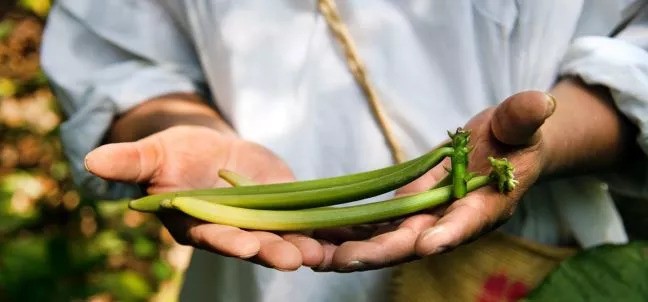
[317,0,405,164]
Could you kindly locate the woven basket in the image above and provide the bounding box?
[391,232,577,302]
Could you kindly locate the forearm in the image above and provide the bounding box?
[540,77,641,177]
[107,93,236,143]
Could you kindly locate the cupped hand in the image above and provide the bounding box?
[84,125,325,271]
[84,90,556,272]
[312,90,556,272]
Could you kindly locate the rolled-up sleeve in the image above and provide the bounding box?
[41,0,204,199]
[558,7,648,198]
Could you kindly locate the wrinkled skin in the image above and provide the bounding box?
[86,86,621,272]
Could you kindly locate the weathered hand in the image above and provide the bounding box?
[312,90,555,272]
[84,125,324,271]
[84,79,625,273]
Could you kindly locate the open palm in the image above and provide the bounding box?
[311,91,554,271]
[85,125,324,270]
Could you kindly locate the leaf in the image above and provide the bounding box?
[1,172,46,200]
[133,236,157,258]
[0,237,52,301]
[97,271,152,301]
[0,237,50,281]
[0,20,14,41]
[0,189,40,234]
[89,231,127,256]
[0,77,17,97]
[18,0,51,17]
[525,241,648,302]
[151,260,174,281]
[95,199,130,218]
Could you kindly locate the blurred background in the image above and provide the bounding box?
[0,1,191,301]
[1,1,647,302]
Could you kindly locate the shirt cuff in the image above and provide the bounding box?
[59,63,197,199]
[559,36,648,198]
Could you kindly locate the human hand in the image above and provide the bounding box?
[312,90,556,272]
[84,125,325,271]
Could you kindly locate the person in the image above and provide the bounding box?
[41,0,648,301]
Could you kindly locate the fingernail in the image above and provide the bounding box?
[238,252,256,259]
[340,260,365,272]
[544,93,557,117]
[428,245,448,255]
[83,155,92,172]
[312,263,330,272]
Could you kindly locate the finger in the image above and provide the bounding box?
[251,231,302,271]
[313,225,378,245]
[188,224,262,258]
[158,211,262,258]
[312,240,339,272]
[415,188,512,256]
[327,214,440,272]
[491,91,556,146]
[84,139,161,183]
[282,233,325,267]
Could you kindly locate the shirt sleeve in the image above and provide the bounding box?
[41,0,205,199]
[558,7,648,198]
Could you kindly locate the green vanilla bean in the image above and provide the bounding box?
[129,145,453,212]
[162,176,492,231]
[449,128,471,199]
[178,146,454,210]
[162,156,517,231]
[130,149,427,212]
[218,169,258,187]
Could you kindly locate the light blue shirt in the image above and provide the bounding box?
[41,1,648,301]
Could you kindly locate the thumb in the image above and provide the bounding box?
[84,139,162,183]
[490,91,556,146]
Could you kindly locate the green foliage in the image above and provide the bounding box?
[18,0,51,17]
[0,5,179,302]
[151,260,174,282]
[0,20,14,41]
[526,241,648,301]
[96,271,153,301]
